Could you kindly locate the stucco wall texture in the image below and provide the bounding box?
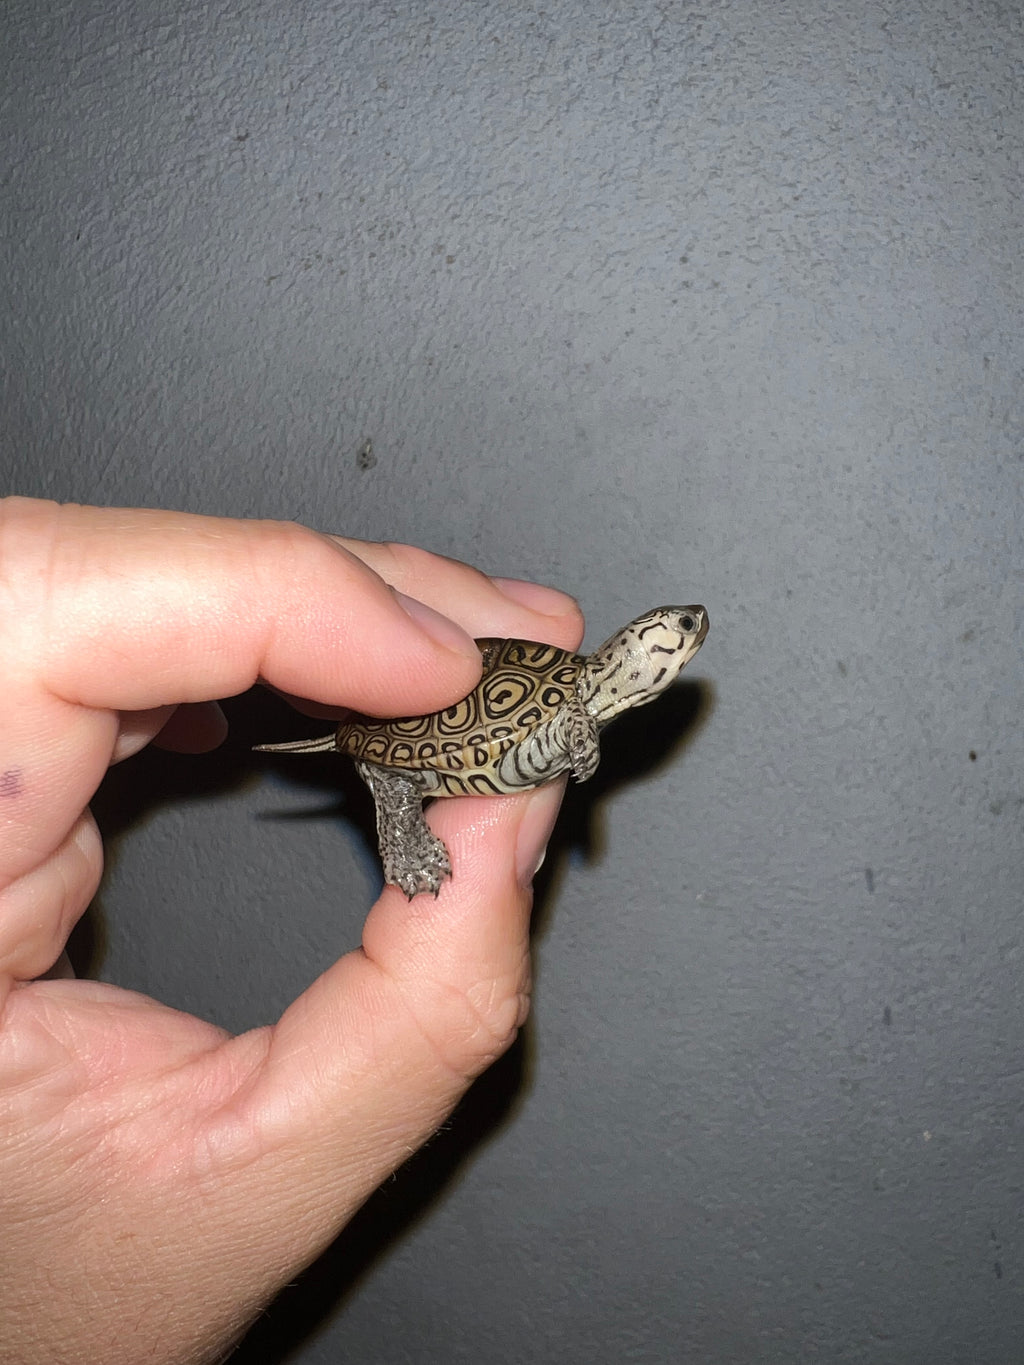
[3,2,1023,1361]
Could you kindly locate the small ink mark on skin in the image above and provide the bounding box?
[0,768,23,797]
[865,867,875,894]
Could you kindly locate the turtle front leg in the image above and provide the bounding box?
[355,761,452,898]
[564,694,601,783]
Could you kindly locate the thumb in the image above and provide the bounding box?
[207,781,563,1252]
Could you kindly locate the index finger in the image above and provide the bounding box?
[3,501,486,717]
[0,499,583,982]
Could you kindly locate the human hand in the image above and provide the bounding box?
[0,497,583,1365]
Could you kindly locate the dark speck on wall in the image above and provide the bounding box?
[865,867,875,893]
[883,1005,892,1027]
[356,439,377,471]
[969,750,978,761]
[990,1230,1004,1279]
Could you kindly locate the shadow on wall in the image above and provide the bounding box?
[73,688,306,978]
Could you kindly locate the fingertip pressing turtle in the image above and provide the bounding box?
[256,605,708,898]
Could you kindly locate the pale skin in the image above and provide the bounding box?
[0,497,584,1365]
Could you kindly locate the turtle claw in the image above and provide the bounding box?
[391,847,452,900]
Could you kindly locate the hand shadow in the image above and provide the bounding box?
[77,688,390,978]
[70,690,286,978]
[230,676,713,1362]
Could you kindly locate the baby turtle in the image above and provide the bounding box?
[256,605,708,898]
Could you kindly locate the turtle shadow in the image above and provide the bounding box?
[531,677,713,922]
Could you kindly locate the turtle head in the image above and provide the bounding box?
[580,605,709,723]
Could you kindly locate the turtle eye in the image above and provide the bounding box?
[680,613,696,633]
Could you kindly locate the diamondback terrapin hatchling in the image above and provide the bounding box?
[256,605,708,898]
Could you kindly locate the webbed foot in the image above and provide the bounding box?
[357,760,453,899]
[390,842,453,900]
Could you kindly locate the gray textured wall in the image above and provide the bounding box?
[4,1,1023,1360]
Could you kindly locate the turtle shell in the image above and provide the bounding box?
[335,637,585,790]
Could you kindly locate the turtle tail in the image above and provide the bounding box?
[253,732,338,755]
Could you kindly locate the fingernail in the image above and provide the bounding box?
[492,577,579,618]
[393,591,479,659]
[515,782,565,887]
